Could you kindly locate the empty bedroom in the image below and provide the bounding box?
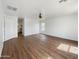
[0,0,78,59]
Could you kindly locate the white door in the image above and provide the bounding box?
[4,16,18,41]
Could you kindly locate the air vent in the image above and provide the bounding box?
[7,5,17,11]
[59,0,67,3]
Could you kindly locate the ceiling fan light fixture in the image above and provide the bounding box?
[39,13,42,19]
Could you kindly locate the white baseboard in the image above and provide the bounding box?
[41,33,78,41]
[24,33,40,36]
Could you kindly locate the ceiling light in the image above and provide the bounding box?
[39,13,42,19]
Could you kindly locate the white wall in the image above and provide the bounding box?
[0,0,4,56]
[0,16,4,56]
[43,13,78,41]
[24,17,39,36]
[0,15,4,43]
[0,0,4,42]
[0,1,18,54]
[4,16,18,41]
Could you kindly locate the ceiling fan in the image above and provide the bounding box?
[39,13,42,19]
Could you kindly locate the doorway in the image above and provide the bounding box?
[18,18,24,36]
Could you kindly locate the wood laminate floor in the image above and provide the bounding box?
[1,34,78,59]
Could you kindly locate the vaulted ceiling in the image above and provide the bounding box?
[1,0,78,18]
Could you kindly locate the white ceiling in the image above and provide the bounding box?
[2,0,78,18]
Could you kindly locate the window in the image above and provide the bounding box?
[41,22,45,31]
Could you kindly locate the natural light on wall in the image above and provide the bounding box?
[57,43,78,55]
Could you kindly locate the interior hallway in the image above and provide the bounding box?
[1,34,78,59]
